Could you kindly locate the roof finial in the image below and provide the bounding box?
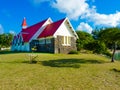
[22,17,27,29]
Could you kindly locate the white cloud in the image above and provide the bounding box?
[27,0,120,28]
[87,12,120,27]
[77,22,93,33]
[52,0,120,28]
[52,0,89,20]
[0,24,4,34]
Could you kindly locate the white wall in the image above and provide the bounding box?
[54,20,75,37]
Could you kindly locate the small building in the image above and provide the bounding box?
[11,17,78,53]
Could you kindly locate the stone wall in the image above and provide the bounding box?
[30,36,77,54]
[54,36,77,54]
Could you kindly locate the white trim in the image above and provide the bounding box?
[29,18,53,42]
[62,36,71,46]
[53,17,78,39]
[65,18,79,39]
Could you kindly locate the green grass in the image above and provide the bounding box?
[0,52,120,90]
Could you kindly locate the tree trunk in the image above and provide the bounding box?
[111,42,117,62]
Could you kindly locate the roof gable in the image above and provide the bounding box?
[38,18,65,38]
[21,19,48,42]
[53,18,78,39]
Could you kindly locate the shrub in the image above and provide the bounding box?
[28,54,38,64]
[80,50,93,54]
[76,31,94,51]
[84,40,107,54]
[68,50,78,54]
[103,51,112,57]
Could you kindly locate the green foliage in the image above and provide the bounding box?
[103,50,112,57]
[68,50,78,54]
[85,40,107,54]
[98,27,120,43]
[0,33,13,50]
[98,27,120,62]
[80,50,93,54]
[92,28,102,39]
[76,31,94,50]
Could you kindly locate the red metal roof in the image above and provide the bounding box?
[21,19,47,42]
[38,18,65,38]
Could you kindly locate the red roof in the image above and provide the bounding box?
[38,18,65,38]
[21,19,47,42]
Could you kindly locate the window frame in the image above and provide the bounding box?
[62,36,71,46]
[46,38,51,44]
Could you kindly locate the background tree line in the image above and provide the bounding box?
[76,27,120,62]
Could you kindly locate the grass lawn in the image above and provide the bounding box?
[0,52,120,90]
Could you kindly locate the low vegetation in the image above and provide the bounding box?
[68,50,78,54]
[0,52,120,90]
[76,27,120,62]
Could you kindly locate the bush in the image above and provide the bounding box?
[84,40,107,54]
[28,54,38,64]
[103,51,112,57]
[76,31,94,51]
[68,50,78,54]
[80,50,93,54]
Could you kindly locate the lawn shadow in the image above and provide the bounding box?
[111,68,120,73]
[40,58,106,68]
[0,51,29,54]
[22,60,37,64]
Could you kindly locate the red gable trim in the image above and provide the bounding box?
[21,19,48,42]
[38,18,65,38]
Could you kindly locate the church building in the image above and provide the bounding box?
[11,17,78,53]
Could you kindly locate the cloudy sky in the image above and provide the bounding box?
[0,0,120,34]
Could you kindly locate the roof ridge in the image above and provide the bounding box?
[52,17,66,24]
[38,18,66,38]
[26,18,49,29]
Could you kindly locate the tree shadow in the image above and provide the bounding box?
[40,58,106,68]
[111,68,120,73]
[0,51,53,55]
[0,51,28,54]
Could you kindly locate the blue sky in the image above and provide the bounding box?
[0,0,120,34]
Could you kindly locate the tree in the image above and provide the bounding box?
[98,27,120,62]
[76,31,94,51]
[92,28,102,40]
[0,33,13,50]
